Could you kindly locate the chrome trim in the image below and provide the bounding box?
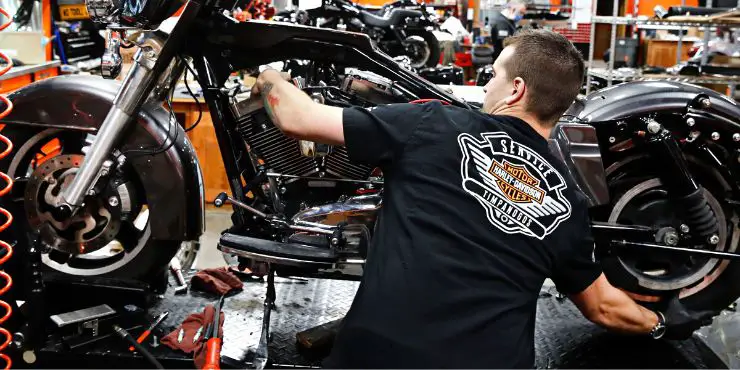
[217,245,334,268]
[266,172,384,185]
[58,107,131,208]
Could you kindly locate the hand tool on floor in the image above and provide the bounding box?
[113,325,164,369]
[296,318,343,355]
[202,295,225,370]
[170,257,189,294]
[193,325,204,344]
[129,311,169,351]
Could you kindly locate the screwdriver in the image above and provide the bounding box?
[130,311,169,351]
[202,295,225,370]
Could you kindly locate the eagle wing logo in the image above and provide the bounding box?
[458,132,572,240]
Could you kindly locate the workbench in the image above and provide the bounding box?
[0,60,60,94]
[31,270,727,369]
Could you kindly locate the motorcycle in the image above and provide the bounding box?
[273,0,441,68]
[0,0,739,322]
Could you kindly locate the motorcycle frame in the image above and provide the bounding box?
[54,6,467,230]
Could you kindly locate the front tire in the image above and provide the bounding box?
[0,125,180,285]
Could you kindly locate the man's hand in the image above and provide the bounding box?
[660,294,717,340]
[250,68,291,98]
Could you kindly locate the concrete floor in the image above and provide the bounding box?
[191,209,232,270]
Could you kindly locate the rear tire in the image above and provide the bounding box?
[405,29,441,68]
[597,154,740,313]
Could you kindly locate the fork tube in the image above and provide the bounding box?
[56,0,202,217]
[57,49,159,211]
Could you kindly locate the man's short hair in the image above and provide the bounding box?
[502,29,584,125]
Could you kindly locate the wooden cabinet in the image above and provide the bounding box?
[171,100,230,203]
[645,39,692,68]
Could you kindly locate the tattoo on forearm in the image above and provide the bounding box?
[261,82,280,125]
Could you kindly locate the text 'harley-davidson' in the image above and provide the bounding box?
[1,0,740,343]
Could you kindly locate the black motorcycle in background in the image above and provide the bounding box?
[273,0,441,68]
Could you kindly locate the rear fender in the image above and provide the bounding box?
[2,75,205,241]
[548,123,610,208]
[566,80,740,125]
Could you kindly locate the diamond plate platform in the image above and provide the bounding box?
[36,272,717,369]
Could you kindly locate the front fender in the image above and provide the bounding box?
[3,75,205,241]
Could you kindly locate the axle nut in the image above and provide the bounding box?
[664,231,679,246]
[709,234,720,245]
[647,121,662,134]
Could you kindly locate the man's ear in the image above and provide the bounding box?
[505,77,526,105]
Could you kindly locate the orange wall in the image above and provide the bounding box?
[355,0,389,6]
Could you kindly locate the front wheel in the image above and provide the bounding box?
[0,125,180,285]
[596,154,740,313]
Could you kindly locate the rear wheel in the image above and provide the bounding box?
[598,154,740,312]
[403,29,440,68]
[0,126,179,283]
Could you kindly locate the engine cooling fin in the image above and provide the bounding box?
[235,105,373,181]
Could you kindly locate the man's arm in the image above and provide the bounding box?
[569,274,659,334]
[252,69,345,145]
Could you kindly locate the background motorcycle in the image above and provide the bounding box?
[273,0,441,68]
[0,0,738,318]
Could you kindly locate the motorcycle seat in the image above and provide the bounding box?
[360,8,422,28]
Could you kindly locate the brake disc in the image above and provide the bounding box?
[608,178,728,291]
[25,154,121,255]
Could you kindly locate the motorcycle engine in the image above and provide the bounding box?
[230,69,392,214]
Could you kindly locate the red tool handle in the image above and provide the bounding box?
[128,330,152,351]
[202,338,222,370]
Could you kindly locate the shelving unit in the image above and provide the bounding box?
[584,1,740,96]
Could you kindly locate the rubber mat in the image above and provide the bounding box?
[38,272,715,369]
[151,275,711,369]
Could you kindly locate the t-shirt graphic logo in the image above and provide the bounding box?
[458,132,572,240]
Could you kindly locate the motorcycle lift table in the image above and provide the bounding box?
[31,272,733,369]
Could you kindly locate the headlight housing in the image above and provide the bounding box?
[86,0,185,29]
[86,0,123,24]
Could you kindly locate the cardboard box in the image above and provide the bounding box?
[0,31,46,65]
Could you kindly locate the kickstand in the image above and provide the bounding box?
[252,266,276,370]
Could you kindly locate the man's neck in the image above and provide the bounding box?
[486,107,551,139]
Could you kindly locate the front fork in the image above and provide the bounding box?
[54,47,160,217]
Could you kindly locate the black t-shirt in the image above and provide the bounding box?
[490,11,517,62]
[324,101,602,369]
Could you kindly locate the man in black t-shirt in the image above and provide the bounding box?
[250,29,716,368]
